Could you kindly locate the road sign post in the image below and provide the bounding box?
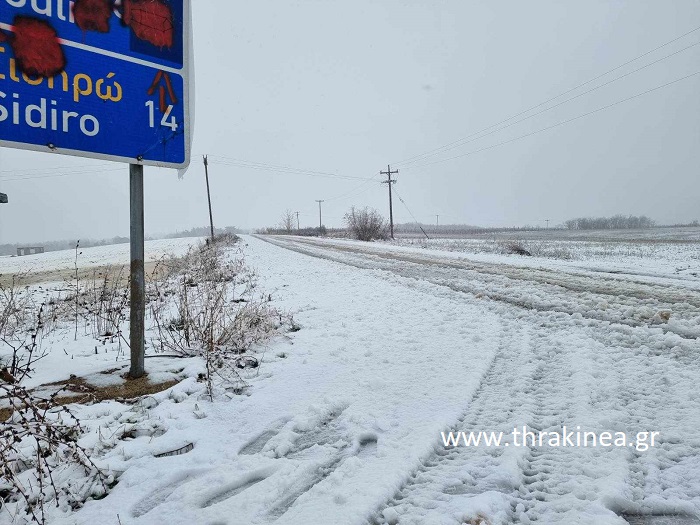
[130,163,145,378]
[0,1,193,378]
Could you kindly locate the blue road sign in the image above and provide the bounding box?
[0,0,192,168]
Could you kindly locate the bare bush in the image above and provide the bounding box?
[344,207,388,241]
[1,280,106,523]
[0,275,50,385]
[1,383,107,524]
[149,241,290,398]
[279,209,296,233]
[86,267,129,341]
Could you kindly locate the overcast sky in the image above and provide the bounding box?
[1,0,699,243]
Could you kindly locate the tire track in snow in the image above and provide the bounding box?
[508,323,605,524]
[258,236,700,523]
[259,236,700,340]
[370,316,535,524]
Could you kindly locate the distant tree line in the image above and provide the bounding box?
[256,226,329,237]
[563,215,655,230]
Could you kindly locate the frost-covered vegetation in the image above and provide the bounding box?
[0,237,291,523]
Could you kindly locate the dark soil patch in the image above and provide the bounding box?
[0,374,179,421]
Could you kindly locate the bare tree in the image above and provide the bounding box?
[279,209,295,233]
[344,206,388,241]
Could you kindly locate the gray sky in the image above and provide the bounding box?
[1,0,699,243]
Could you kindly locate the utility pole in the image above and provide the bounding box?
[380,164,398,239]
[203,155,215,241]
[296,211,300,230]
[315,200,324,233]
[436,215,439,227]
[545,219,550,229]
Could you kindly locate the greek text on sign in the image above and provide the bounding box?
[0,0,192,168]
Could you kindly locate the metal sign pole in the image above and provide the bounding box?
[129,163,145,378]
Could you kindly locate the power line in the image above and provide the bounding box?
[0,162,117,176]
[397,39,700,168]
[393,187,429,239]
[393,24,700,168]
[208,154,371,182]
[0,167,124,182]
[323,173,382,202]
[402,69,700,170]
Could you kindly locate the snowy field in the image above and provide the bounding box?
[0,237,204,277]
[2,234,700,524]
[387,235,700,294]
[396,226,700,242]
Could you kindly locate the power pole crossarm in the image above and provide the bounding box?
[380,164,398,239]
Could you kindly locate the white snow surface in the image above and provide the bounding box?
[3,234,700,525]
[0,237,204,275]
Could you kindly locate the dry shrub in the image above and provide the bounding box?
[149,240,291,398]
[1,383,108,524]
[1,280,106,523]
[344,206,388,241]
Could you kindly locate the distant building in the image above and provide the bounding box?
[17,247,44,256]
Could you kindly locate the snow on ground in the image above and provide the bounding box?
[3,234,700,524]
[0,237,204,389]
[388,236,700,289]
[0,237,203,276]
[397,226,700,242]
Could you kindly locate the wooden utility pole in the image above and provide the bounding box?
[315,200,324,232]
[545,219,550,229]
[296,211,300,230]
[380,164,398,239]
[203,155,215,241]
[436,215,439,227]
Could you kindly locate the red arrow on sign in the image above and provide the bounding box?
[147,70,178,113]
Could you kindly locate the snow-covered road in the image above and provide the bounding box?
[254,235,700,524]
[54,234,700,525]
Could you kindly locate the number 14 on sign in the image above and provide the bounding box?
[145,101,178,131]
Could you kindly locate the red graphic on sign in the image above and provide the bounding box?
[123,0,174,48]
[72,0,112,33]
[148,70,178,113]
[9,16,66,77]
